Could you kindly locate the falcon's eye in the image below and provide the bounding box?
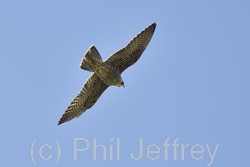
[121,82,124,85]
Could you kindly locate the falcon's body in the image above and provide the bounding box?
[81,45,124,87]
[58,22,156,125]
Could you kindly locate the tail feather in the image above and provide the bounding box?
[80,45,102,72]
[85,45,102,61]
[80,58,93,72]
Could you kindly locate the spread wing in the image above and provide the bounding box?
[58,74,109,125]
[105,22,156,73]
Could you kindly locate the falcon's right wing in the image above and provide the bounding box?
[105,22,156,73]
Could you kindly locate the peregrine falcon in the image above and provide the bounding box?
[58,22,156,125]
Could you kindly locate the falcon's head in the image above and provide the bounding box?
[116,80,125,87]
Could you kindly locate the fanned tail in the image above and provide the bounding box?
[80,45,102,72]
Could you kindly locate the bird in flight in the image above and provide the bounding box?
[58,22,156,125]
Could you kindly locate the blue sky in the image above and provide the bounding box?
[1,0,249,166]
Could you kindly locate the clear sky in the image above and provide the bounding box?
[1,0,249,166]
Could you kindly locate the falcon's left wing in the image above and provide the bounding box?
[58,74,109,125]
